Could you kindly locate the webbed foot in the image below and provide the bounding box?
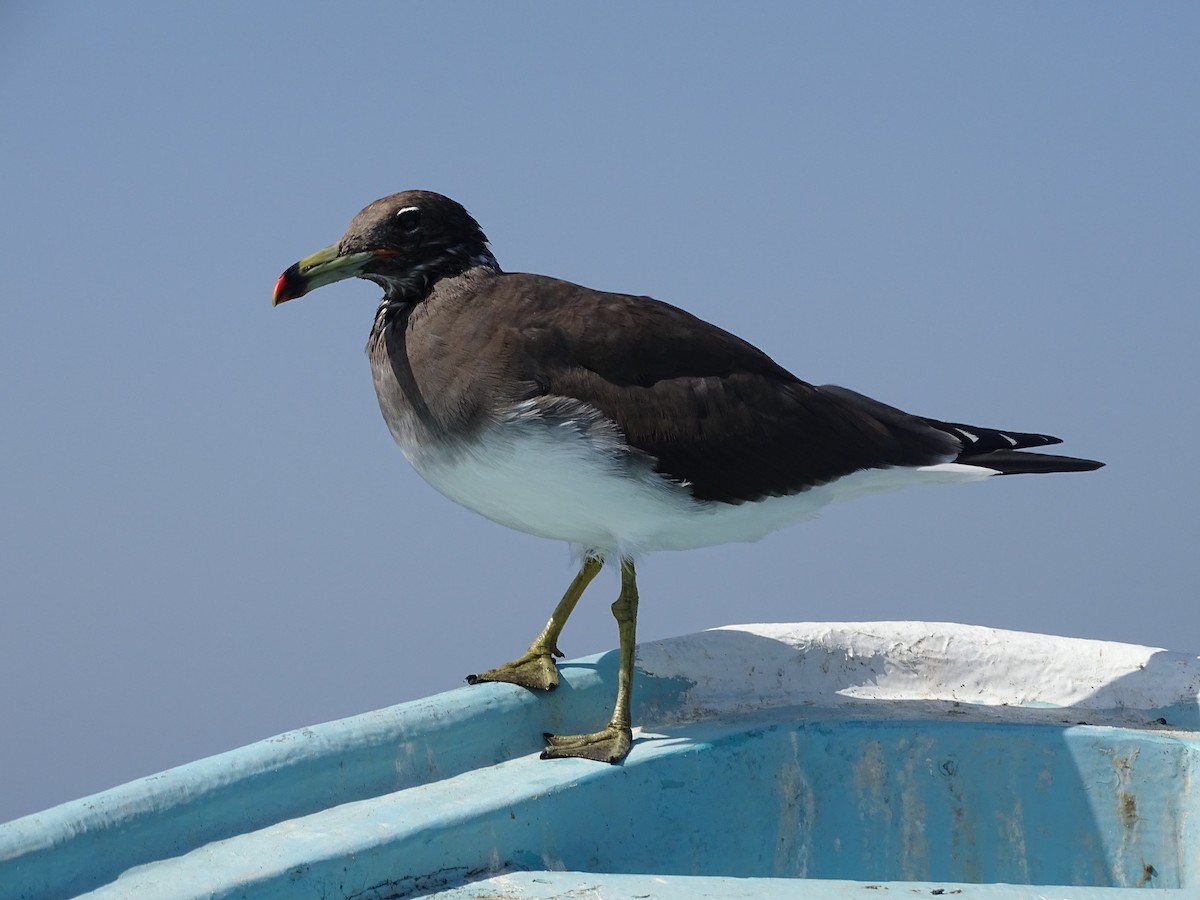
[541,724,632,764]
[466,647,560,691]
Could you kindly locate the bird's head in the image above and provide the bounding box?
[273,190,497,306]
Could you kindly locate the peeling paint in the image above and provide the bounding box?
[1,623,1197,899]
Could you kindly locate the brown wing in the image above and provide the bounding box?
[498,274,961,503]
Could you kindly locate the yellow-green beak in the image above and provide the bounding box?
[273,243,380,306]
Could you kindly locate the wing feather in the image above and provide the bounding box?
[503,276,958,503]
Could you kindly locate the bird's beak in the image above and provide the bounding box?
[272,243,381,306]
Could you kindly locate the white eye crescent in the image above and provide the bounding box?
[395,206,421,230]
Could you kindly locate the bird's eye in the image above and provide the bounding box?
[395,207,421,231]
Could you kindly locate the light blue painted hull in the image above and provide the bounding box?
[2,624,1197,898]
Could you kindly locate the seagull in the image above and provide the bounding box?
[273,190,1103,764]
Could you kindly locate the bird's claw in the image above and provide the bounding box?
[541,725,632,764]
[466,649,559,691]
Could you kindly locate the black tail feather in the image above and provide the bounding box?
[816,387,1103,477]
[922,416,1064,454]
[956,449,1105,475]
[920,417,1104,474]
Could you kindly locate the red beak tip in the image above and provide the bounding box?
[273,272,292,305]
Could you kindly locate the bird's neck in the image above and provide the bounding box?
[373,245,500,308]
[371,251,502,337]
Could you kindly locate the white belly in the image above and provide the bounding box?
[403,419,994,559]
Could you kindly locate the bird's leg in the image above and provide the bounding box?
[466,556,603,692]
[541,558,638,764]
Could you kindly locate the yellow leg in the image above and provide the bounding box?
[466,556,603,691]
[541,558,639,764]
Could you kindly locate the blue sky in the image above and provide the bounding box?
[2,3,1196,823]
